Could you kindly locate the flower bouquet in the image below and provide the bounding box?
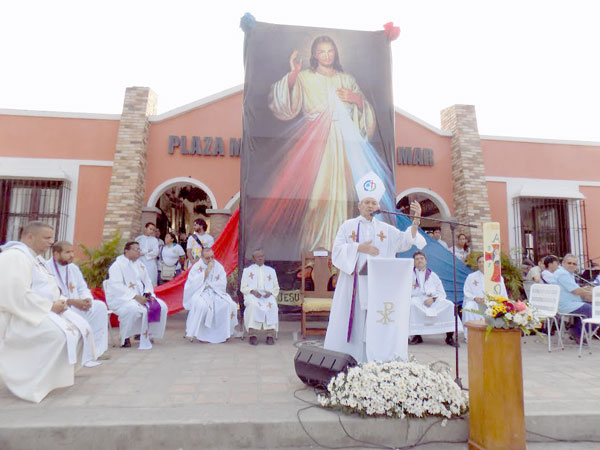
[318,359,468,419]
[475,294,543,339]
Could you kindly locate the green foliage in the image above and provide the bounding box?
[77,231,123,288]
[465,251,524,300]
[227,267,239,297]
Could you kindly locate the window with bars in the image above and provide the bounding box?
[0,179,70,244]
[512,196,588,266]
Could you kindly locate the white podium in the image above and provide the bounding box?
[366,257,413,362]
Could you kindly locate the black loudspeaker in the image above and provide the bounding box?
[294,345,357,388]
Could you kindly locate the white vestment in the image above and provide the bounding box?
[183,259,238,343]
[409,268,463,335]
[135,234,159,286]
[48,258,109,357]
[240,264,280,332]
[105,255,167,349]
[323,216,426,363]
[462,270,508,339]
[0,242,93,403]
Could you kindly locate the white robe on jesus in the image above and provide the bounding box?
[462,270,508,339]
[105,255,167,349]
[135,234,159,286]
[0,242,94,402]
[240,264,280,332]
[323,216,426,362]
[48,258,109,357]
[183,259,238,343]
[409,268,463,335]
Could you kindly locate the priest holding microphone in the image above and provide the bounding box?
[324,172,427,363]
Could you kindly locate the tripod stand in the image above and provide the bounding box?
[378,209,477,389]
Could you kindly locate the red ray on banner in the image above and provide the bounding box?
[93,208,240,323]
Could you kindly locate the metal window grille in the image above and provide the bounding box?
[0,179,70,244]
[512,196,588,267]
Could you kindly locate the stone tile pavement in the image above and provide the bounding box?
[1,312,600,449]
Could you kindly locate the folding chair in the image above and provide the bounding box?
[578,286,600,357]
[528,284,562,352]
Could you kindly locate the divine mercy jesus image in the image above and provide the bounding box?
[250,35,395,257]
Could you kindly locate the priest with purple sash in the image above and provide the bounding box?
[105,241,168,350]
[323,172,426,363]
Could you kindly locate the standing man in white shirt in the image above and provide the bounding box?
[432,228,449,250]
[186,219,215,266]
[48,241,110,360]
[135,223,160,286]
[240,249,280,345]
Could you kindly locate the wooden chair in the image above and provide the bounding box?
[300,249,333,339]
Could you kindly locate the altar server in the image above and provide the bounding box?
[324,171,427,363]
[462,254,508,340]
[184,247,239,343]
[408,251,462,346]
[105,241,168,349]
[135,222,160,286]
[240,249,280,345]
[49,240,109,359]
[0,221,94,402]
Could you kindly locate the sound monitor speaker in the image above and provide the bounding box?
[294,345,357,388]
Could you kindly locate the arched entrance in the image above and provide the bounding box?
[396,188,452,242]
[147,178,217,241]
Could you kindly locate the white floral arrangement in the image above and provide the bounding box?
[318,359,468,419]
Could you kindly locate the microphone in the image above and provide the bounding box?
[372,209,381,216]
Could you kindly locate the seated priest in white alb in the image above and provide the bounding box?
[462,254,508,341]
[324,171,427,363]
[105,241,168,349]
[48,240,110,360]
[408,251,462,347]
[240,249,280,345]
[183,247,239,343]
[0,221,95,403]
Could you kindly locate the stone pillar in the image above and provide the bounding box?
[206,209,232,240]
[440,105,491,251]
[102,87,158,242]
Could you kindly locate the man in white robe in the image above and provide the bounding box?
[0,221,94,402]
[49,240,109,359]
[135,222,159,286]
[184,247,239,344]
[240,249,280,345]
[462,254,508,341]
[408,251,462,347]
[324,172,427,363]
[105,241,168,349]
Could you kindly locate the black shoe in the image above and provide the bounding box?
[266,336,275,345]
[445,334,459,347]
[249,336,258,346]
[408,335,423,345]
[121,338,131,348]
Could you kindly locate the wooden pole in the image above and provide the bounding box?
[466,321,526,450]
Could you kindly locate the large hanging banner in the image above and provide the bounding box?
[241,19,397,262]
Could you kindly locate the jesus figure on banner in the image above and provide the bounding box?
[255,35,395,255]
[324,172,427,363]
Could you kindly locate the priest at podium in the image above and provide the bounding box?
[324,172,427,363]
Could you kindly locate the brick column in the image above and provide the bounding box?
[206,209,232,240]
[102,87,158,241]
[440,105,491,251]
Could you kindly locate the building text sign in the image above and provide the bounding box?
[168,136,241,157]
[397,147,434,166]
